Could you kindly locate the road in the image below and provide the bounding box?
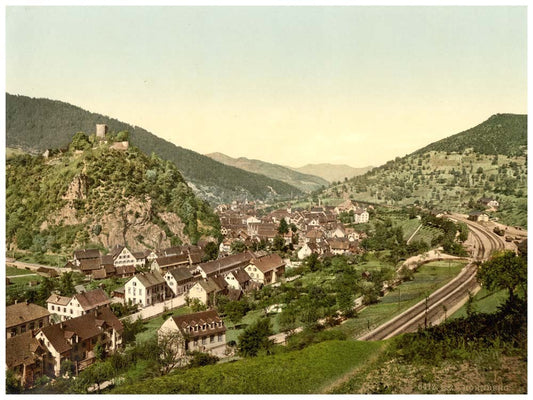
[6,260,72,274]
[359,214,507,341]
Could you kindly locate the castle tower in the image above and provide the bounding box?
[96,124,108,140]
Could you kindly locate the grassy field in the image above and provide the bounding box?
[333,260,466,338]
[449,288,508,319]
[8,274,42,286]
[113,339,388,394]
[6,266,36,276]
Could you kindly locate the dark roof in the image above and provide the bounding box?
[170,309,226,339]
[227,289,243,301]
[73,249,101,260]
[116,265,136,275]
[211,275,229,290]
[197,278,223,294]
[101,255,115,265]
[110,244,126,259]
[155,254,189,268]
[167,268,194,283]
[6,331,46,369]
[249,254,285,273]
[6,303,50,328]
[39,307,123,354]
[231,269,251,284]
[132,271,166,288]
[198,252,254,276]
[91,269,108,280]
[74,288,111,310]
[78,258,102,271]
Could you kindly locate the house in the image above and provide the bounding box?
[6,302,51,339]
[197,252,254,279]
[91,263,116,280]
[224,269,251,291]
[47,288,111,321]
[35,267,59,278]
[36,307,123,377]
[305,228,325,243]
[110,245,143,268]
[478,197,499,209]
[124,271,168,307]
[6,331,48,388]
[115,264,137,278]
[188,278,224,306]
[334,199,357,214]
[72,249,101,267]
[151,254,190,274]
[297,242,318,260]
[164,268,196,296]
[468,211,489,222]
[245,253,285,285]
[327,238,351,255]
[353,208,369,224]
[158,310,226,357]
[330,224,346,239]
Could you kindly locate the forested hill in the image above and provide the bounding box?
[6,134,221,252]
[322,113,528,228]
[415,113,527,157]
[6,93,303,204]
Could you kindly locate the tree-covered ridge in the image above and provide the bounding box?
[320,114,527,228]
[415,113,527,157]
[6,134,221,253]
[6,93,303,204]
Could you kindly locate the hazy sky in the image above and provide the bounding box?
[6,6,527,168]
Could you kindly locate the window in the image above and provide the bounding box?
[70,309,73,314]
[133,281,136,287]
[21,325,26,333]
[29,322,35,330]
[51,305,55,311]
[10,328,17,337]
[39,320,44,328]
[63,307,67,312]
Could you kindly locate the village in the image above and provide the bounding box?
[6,197,374,389]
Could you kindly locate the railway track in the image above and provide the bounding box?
[359,215,505,341]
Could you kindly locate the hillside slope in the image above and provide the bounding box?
[6,135,221,253]
[321,114,527,227]
[206,152,329,193]
[6,93,303,204]
[291,163,373,183]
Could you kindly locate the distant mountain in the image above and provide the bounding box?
[6,93,303,204]
[206,152,329,193]
[291,164,373,183]
[322,114,528,228]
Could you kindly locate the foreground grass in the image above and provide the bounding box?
[112,340,385,394]
[6,266,36,276]
[333,261,465,338]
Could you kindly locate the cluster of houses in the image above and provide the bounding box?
[6,295,123,388]
[216,199,370,259]
[122,250,285,308]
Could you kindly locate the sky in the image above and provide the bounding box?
[5,5,528,168]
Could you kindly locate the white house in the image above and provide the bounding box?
[125,271,168,307]
[110,245,141,268]
[164,268,196,296]
[47,288,111,321]
[244,254,285,285]
[224,269,251,291]
[353,209,369,224]
[158,310,226,357]
[188,278,223,306]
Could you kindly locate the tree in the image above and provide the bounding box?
[187,351,219,368]
[278,218,289,235]
[59,271,76,296]
[230,240,247,254]
[6,369,21,394]
[272,235,285,252]
[278,304,299,333]
[477,251,527,304]
[203,241,219,261]
[157,331,186,375]
[70,132,91,151]
[306,253,320,272]
[225,299,250,328]
[238,318,274,357]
